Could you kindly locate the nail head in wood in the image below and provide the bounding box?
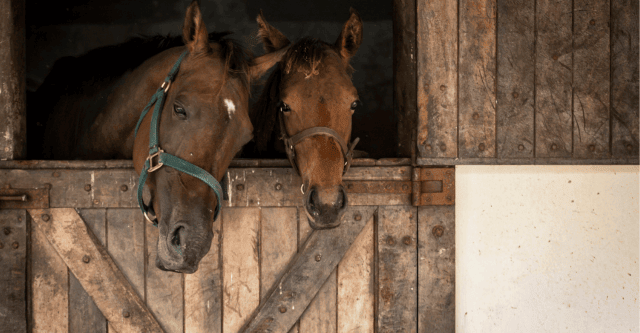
[82,255,91,263]
[41,214,50,222]
[84,184,91,191]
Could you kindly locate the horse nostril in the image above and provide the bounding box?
[170,226,186,256]
[306,187,320,216]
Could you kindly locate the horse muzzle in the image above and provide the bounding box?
[304,185,348,229]
[155,220,212,273]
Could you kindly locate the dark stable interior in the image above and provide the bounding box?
[26,0,396,159]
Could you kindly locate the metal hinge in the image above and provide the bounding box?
[0,185,50,209]
[411,167,454,206]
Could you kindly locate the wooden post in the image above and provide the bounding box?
[0,0,26,160]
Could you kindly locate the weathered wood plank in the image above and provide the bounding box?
[496,0,535,158]
[93,170,137,208]
[241,207,376,333]
[536,0,573,157]
[417,156,639,165]
[394,0,417,157]
[611,0,639,157]
[261,208,298,299]
[337,216,374,333]
[299,270,337,333]
[31,212,68,333]
[29,208,162,333]
[146,221,183,333]
[185,217,221,333]
[69,209,107,333]
[222,207,261,332]
[377,206,417,332]
[417,0,458,158]
[459,0,497,158]
[0,210,27,332]
[0,0,26,160]
[573,0,611,158]
[418,206,455,332]
[1,169,93,207]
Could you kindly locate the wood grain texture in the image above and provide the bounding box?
[611,0,639,157]
[536,0,573,157]
[377,206,417,332]
[107,209,145,297]
[93,170,138,208]
[337,216,374,333]
[417,0,458,158]
[261,208,298,298]
[222,207,261,333]
[30,208,162,333]
[0,170,93,207]
[394,0,417,157]
[0,210,27,332]
[418,206,455,332]
[459,0,497,158]
[30,213,68,333]
[185,217,221,333]
[299,270,337,333]
[496,0,535,158]
[69,209,107,333]
[573,0,611,158]
[146,221,184,333]
[0,0,26,160]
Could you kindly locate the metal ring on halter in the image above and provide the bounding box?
[300,183,305,194]
[144,211,156,224]
[161,80,171,93]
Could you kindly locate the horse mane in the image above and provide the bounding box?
[250,37,353,153]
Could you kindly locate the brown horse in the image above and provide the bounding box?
[250,9,363,229]
[34,1,287,273]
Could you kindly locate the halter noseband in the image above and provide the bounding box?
[134,50,222,226]
[278,111,359,176]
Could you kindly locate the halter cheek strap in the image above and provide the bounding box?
[279,111,359,176]
[134,50,222,226]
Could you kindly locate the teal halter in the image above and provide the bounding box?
[134,50,222,227]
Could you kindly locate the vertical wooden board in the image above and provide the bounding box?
[260,208,298,298]
[496,0,535,158]
[573,0,611,158]
[185,218,221,333]
[394,0,418,157]
[417,0,458,158]
[611,0,639,157]
[337,216,374,333]
[377,206,417,332]
[93,170,137,208]
[535,0,573,157]
[107,209,145,296]
[299,270,337,333]
[146,222,184,333]
[459,0,497,158]
[69,209,107,333]
[418,206,455,332]
[31,217,68,333]
[0,210,26,332]
[222,207,260,333]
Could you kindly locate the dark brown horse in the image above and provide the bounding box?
[250,9,363,229]
[33,1,287,273]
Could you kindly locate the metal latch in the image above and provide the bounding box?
[411,167,454,206]
[0,185,50,209]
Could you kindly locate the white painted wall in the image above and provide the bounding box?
[456,165,639,333]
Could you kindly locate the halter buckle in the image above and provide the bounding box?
[147,148,165,173]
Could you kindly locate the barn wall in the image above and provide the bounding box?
[456,165,639,332]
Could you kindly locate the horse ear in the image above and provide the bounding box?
[334,8,363,62]
[249,45,290,80]
[182,1,211,55]
[257,11,290,53]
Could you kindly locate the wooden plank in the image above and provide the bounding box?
[185,216,222,333]
[299,270,337,333]
[337,216,374,333]
[377,206,417,332]
[611,0,639,157]
[418,206,455,332]
[536,0,573,157]
[394,0,417,157]
[241,206,377,333]
[573,0,611,158]
[69,209,107,333]
[496,0,535,158]
[417,156,639,165]
[93,170,138,208]
[1,170,93,207]
[459,0,497,158]
[417,0,458,158]
[260,208,298,299]
[222,207,261,332]
[29,208,162,333]
[0,210,27,332]
[0,0,26,160]
[146,220,183,333]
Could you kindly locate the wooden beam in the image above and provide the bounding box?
[0,210,27,332]
[28,208,163,333]
[393,0,417,157]
[0,0,26,160]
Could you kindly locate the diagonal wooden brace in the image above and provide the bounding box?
[240,206,377,333]
[29,208,164,333]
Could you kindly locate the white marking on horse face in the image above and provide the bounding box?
[224,99,235,118]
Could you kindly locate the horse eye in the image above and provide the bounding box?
[173,105,187,119]
[351,100,360,111]
[279,102,291,113]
